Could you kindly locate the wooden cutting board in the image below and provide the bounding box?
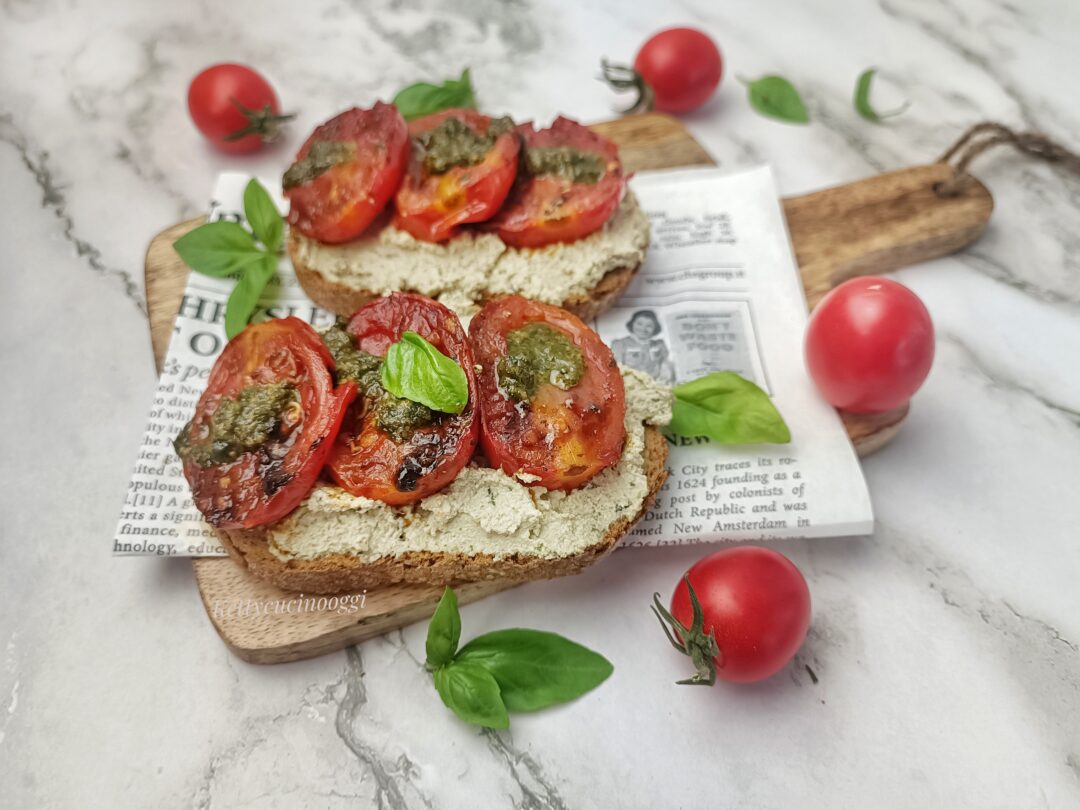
[145,112,992,663]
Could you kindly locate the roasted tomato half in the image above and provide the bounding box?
[326,293,479,505]
[469,296,627,491]
[486,117,625,248]
[175,318,356,529]
[284,102,409,243]
[393,108,520,242]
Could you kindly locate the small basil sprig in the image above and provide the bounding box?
[668,372,790,445]
[381,332,468,414]
[739,75,809,124]
[854,68,909,123]
[425,588,613,729]
[392,68,476,121]
[174,178,283,339]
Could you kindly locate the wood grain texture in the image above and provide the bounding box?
[785,162,994,309]
[145,112,991,663]
[190,561,511,664]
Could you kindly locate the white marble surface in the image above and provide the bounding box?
[2,0,1078,806]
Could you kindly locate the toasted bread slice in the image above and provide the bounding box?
[287,192,649,321]
[216,427,668,595]
[291,248,638,323]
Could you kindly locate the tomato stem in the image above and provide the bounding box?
[225,98,297,143]
[651,577,720,686]
[599,59,654,115]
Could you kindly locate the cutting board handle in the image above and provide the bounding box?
[783,163,993,309]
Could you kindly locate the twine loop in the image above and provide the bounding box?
[936,121,1080,196]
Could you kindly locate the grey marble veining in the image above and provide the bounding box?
[1,0,1079,807]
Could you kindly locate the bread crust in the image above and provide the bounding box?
[287,228,640,322]
[217,427,669,595]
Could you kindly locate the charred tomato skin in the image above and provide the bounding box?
[284,103,409,244]
[469,295,626,491]
[393,108,520,242]
[180,317,356,529]
[486,117,625,248]
[327,293,479,505]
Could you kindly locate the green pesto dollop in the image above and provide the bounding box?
[175,381,297,467]
[372,394,437,443]
[321,321,383,397]
[497,322,585,402]
[320,322,436,443]
[524,146,604,184]
[283,140,357,189]
[418,116,513,174]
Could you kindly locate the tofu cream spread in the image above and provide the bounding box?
[267,367,672,563]
[291,192,650,316]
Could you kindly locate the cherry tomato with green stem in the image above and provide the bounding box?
[653,546,811,684]
[602,28,723,114]
[188,64,294,154]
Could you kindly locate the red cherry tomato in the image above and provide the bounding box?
[177,318,356,529]
[662,547,811,684]
[187,64,293,154]
[634,28,723,114]
[327,293,479,505]
[284,104,410,243]
[394,109,520,242]
[486,118,625,248]
[805,277,935,413]
[469,296,626,491]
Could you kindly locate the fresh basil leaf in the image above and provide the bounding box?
[425,588,461,669]
[174,220,262,278]
[242,178,283,253]
[381,331,468,414]
[433,661,509,729]
[854,68,909,123]
[393,68,476,121]
[668,371,791,444]
[455,629,613,713]
[224,253,276,339]
[174,176,282,339]
[742,75,809,124]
